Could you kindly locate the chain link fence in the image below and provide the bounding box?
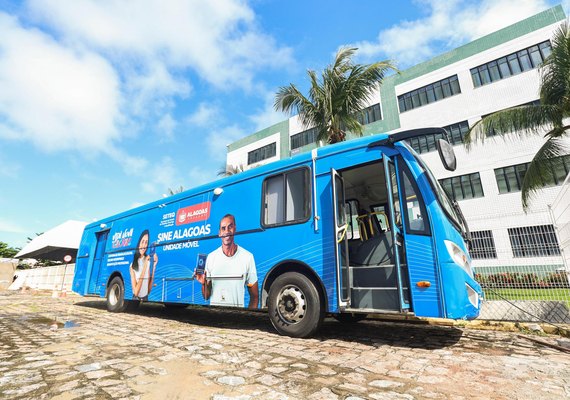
[471,217,570,324]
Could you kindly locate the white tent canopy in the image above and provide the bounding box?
[16,220,87,262]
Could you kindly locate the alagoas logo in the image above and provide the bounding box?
[176,202,211,226]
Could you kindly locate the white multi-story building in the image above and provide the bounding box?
[226,5,570,274]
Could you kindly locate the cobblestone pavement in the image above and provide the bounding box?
[0,291,569,400]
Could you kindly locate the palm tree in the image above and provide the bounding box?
[465,23,570,209]
[274,47,396,144]
[217,164,244,177]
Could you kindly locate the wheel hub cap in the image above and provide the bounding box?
[277,286,306,324]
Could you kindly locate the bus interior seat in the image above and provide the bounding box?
[350,230,394,266]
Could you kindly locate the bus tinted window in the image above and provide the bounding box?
[401,163,429,234]
[263,168,310,226]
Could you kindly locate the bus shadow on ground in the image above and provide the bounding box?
[75,299,464,349]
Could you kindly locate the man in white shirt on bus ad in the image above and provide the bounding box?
[196,214,259,309]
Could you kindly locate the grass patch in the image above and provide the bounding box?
[483,288,570,309]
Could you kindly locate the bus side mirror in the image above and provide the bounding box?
[436,139,456,171]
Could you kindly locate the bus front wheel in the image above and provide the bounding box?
[268,272,323,338]
[106,277,128,312]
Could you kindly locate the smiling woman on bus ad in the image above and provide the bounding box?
[130,229,158,300]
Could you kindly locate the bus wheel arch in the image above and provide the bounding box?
[106,275,127,312]
[262,261,328,310]
[106,273,139,312]
[263,261,327,338]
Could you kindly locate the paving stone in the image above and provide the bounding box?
[217,375,246,386]
[308,387,339,400]
[370,392,415,400]
[2,291,570,400]
[56,379,80,392]
[93,378,123,387]
[337,382,367,394]
[265,366,288,374]
[235,368,260,378]
[102,384,132,397]
[75,362,102,373]
[256,374,282,386]
[244,360,262,369]
[85,369,116,379]
[369,379,405,389]
[316,365,337,376]
[145,366,167,375]
[4,382,46,396]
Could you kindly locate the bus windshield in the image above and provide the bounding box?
[404,143,468,236]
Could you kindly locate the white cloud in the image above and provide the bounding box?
[187,103,220,127]
[157,114,177,142]
[188,166,216,188]
[0,0,293,179]
[0,13,121,152]
[207,125,247,162]
[104,147,148,176]
[140,156,183,195]
[249,90,288,132]
[27,0,294,91]
[354,0,552,66]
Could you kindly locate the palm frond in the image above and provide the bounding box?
[465,104,563,150]
[217,164,244,177]
[540,22,570,107]
[274,47,394,144]
[521,136,569,209]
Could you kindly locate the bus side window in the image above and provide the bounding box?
[262,168,311,227]
[400,163,430,235]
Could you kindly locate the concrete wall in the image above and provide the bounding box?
[9,264,75,292]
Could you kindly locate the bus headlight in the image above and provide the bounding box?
[444,240,473,278]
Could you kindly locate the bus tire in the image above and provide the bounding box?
[333,313,367,323]
[106,277,128,313]
[268,272,323,338]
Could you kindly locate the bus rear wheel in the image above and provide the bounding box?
[268,272,323,338]
[106,277,128,312]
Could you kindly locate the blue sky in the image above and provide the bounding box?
[0,0,566,248]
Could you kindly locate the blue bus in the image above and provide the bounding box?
[73,128,481,337]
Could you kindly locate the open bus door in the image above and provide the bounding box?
[87,230,108,294]
[333,160,411,314]
[383,156,411,312]
[332,169,350,308]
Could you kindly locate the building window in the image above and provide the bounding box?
[439,172,484,201]
[248,142,276,165]
[470,40,552,88]
[494,155,570,194]
[407,121,469,154]
[357,103,382,125]
[508,225,561,258]
[291,128,318,151]
[470,230,497,259]
[398,75,461,113]
[262,168,310,227]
